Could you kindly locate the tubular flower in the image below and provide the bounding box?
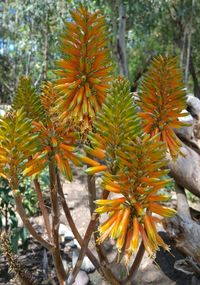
[54,4,112,131]
[95,134,175,265]
[137,56,188,159]
[80,77,141,174]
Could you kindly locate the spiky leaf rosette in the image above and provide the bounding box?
[12,76,44,122]
[95,134,176,265]
[0,109,40,185]
[137,56,188,159]
[54,5,112,131]
[26,82,80,181]
[80,77,141,174]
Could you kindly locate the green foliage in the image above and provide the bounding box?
[0,178,28,253]
[0,168,49,253]
[1,0,200,102]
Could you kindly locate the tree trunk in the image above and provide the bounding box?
[167,95,200,198]
[180,29,186,69]
[163,185,200,274]
[164,214,200,263]
[184,0,195,83]
[43,13,49,81]
[189,56,200,99]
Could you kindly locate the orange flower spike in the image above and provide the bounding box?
[123,229,133,266]
[130,217,140,252]
[51,137,58,148]
[135,203,144,216]
[79,155,100,167]
[84,146,106,159]
[77,86,84,104]
[55,154,72,181]
[23,163,46,177]
[139,224,155,258]
[103,183,121,193]
[143,214,157,244]
[85,165,107,174]
[117,207,131,238]
[98,211,119,234]
[59,143,75,152]
[138,56,187,158]
[116,215,130,251]
[148,202,176,217]
[55,5,112,129]
[148,194,170,202]
[64,153,80,167]
[95,197,125,206]
[95,205,122,214]
[96,223,115,244]
[150,216,163,224]
[110,209,124,239]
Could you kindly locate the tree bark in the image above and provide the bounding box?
[43,12,49,81]
[189,56,200,99]
[164,94,200,273]
[167,95,200,198]
[168,144,200,198]
[184,0,195,83]
[164,214,200,263]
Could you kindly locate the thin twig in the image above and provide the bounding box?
[56,170,100,270]
[57,169,120,284]
[13,190,53,250]
[33,178,52,242]
[59,187,121,284]
[66,213,98,285]
[87,174,96,214]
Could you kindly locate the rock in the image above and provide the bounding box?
[59,224,74,241]
[66,239,76,248]
[73,270,89,285]
[72,248,95,273]
[89,271,110,285]
[62,259,69,273]
[74,239,81,249]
